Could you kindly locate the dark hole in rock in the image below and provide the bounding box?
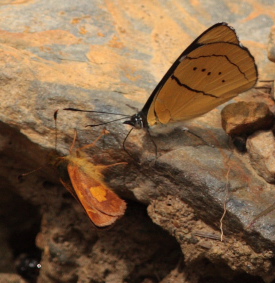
[0,184,41,282]
[196,258,266,283]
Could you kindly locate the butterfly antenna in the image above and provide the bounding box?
[64,108,130,117]
[64,108,132,127]
[86,116,131,127]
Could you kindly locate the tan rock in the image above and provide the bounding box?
[1,1,275,283]
[221,101,274,136]
[247,130,275,183]
[268,26,275,63]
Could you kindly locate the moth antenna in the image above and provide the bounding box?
[19,111,59,181]
[18,166,44,181]
[54,109,59,152]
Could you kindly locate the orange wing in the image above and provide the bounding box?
[67,164,126,227]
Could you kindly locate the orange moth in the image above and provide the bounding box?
[55,128,127,227]
[51,107,127,228]
[19,111,127,227]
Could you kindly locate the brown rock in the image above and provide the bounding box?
[1,1,275,283]
[247,130,275,183]
[148,196,275,282]
[221,101,274,136]
[268,26,275,63]
[255,80,275,104]
[0,273,27,283]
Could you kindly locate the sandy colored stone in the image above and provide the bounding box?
[1,1,275,283]
[247,131,275,183]
[268,26,275,63]
[221,102,274,136]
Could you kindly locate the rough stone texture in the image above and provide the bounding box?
[247,131,275,184]
[0,273,27,283]
[1,1,275,283]
[148,197,275,283]
[221,101,274,136]
[35,200,180,283]
[255,80,275,110]
[0,225,15,274]
[268,26,275,63]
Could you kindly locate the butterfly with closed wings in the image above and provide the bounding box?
[65,22,258,150]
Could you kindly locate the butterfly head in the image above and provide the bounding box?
[123,112,148,129]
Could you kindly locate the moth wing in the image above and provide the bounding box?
[68,164,126,226]
[60,172,117,227]
[60,177,78,200]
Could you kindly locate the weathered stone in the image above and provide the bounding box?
[221,101,274,136]
[268,26,275,63]
[0,273,27,283]
[1,1,275,283]
[148,196,275,282]
[247,130,275,183]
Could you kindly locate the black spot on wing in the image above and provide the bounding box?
[187,54,249,81]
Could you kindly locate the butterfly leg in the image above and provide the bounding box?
[122,128,140,163]
[146,128,158,158]
[182,127,213,147]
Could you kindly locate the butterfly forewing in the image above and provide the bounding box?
[196,23,239,45]
[146,23,257,125]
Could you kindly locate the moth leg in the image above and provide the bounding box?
[69,129,78,152]
[78,129,110,151]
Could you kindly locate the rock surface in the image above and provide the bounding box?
[268,25,275,63]
[1,1,275,283]
[221,101,274,136]
[247,131,275,184]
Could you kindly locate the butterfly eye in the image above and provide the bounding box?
[123,114,144,129]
